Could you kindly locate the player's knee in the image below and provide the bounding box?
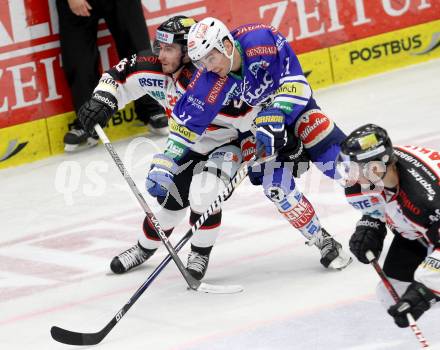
[263,180,301,210]
[190,209,222,228]
[189,171,225,212]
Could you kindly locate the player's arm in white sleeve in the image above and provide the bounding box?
[387,218,440,328]
[95,54,167,110]
[78,54,168,134]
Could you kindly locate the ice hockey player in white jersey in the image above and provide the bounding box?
[338,124,439,327]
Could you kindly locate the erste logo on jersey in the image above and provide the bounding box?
[295,109,334,148]
[138,77,164,88]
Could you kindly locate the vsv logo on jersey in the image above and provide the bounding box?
[248,60,269,78]
[241,71,274,105]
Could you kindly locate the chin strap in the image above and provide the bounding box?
[225,41,236,74]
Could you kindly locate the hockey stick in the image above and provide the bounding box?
[51,128,264,346]
[95,124,242,294]
[366,251,431,349]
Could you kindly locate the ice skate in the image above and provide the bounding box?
[312,229,352,270]
[64,120,99,152]
[187,250,210,280]
[148,113,169,136]
[110,242,156,274]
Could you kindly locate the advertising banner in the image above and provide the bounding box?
[331,19,440,83]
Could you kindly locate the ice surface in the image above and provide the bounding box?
[1,59,439,350]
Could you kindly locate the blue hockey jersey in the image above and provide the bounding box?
[167,24,313,160]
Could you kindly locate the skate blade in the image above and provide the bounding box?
[196,282,244,294]
[329,255,353,271]
[149,127,169,136]
[64,141,98,153]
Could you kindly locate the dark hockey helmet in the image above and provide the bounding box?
[153,16,197,54]
[340,124,395,165]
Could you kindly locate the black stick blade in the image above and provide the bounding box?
[50,326,104,346]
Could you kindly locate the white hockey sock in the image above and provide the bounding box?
[138,207,187,250]
[189,209,222,249]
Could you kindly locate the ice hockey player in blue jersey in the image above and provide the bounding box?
[148,17,353,270]
[78,16,253,280]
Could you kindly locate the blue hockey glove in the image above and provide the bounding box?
[254,108,287,157]
[146,153,179,198]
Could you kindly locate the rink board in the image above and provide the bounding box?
[331,19,440,83]
[45,102,152,155]
[0,103,154,169]
[298,48,333,90]
[0,119,51,168]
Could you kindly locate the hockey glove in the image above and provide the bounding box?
[146,153,179,198]
[78,91,118,134]
[254,108,287,157]
[349,215,387,264]
[388,282,437,328]
[276,132,310,177]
